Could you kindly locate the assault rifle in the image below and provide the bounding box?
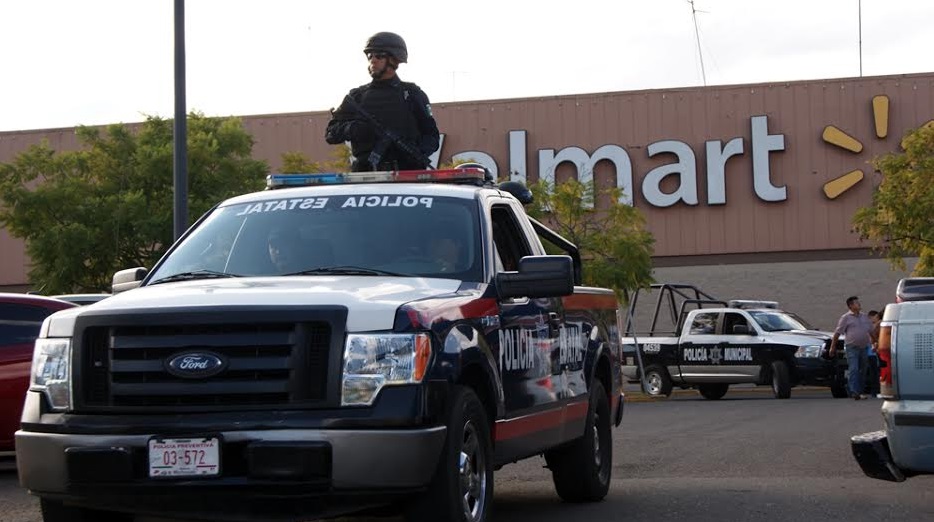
[341,95,433,170]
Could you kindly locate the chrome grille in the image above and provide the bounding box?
[80,318,332,411]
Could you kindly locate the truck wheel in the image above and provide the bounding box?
[544,381,611,503]
[771,360,792,399]
[40,499,132,522]
[697,383,729,400]
[407,386,493,522]
[830,381,849,398]
[643,366,673,397]
[830,366,849,398]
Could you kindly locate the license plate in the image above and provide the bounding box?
[149,437,220,478]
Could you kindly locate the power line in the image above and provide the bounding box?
[688,0,707,86]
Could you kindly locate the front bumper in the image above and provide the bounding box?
[17,425,446,520]
[16,383,448,521]
[794,357,843,386]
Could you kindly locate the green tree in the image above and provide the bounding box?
[0,113,268,294]
[853,122,934,276]
[280,145,351,174]
[526,178,654,299]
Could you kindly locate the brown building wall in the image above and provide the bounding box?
[1,72,933,290]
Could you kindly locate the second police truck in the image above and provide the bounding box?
[622,283,848,399]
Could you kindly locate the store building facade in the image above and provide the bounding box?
[1,72,932,328]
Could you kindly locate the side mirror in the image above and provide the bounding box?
[112,267,148,294]
[732,324,752,335]
[495,255,574,299]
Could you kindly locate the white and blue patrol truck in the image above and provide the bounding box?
[622,283,848,400]
[16,167,625,522]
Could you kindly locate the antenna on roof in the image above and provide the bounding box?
[688,0,708,86]
[858,0,863,76]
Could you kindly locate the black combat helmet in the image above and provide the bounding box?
[497,181,534,205]
[364,32,408,63]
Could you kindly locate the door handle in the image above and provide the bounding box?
[548,312,561,334]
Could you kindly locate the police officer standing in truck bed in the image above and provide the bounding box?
[325,32,440,172]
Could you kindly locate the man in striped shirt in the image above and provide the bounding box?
[830,296,873,400]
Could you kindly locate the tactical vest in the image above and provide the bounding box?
[354,81,420,167]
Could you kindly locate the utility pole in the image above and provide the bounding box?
[173,0,188,240]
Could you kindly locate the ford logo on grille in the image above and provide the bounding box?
[165,351,227,379]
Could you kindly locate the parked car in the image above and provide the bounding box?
[0,293,77,453]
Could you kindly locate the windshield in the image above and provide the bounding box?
[748,310,814,332]
[148,192,483,282]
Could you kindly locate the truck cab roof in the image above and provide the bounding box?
[895,277,934,302]
[728,299,779,309]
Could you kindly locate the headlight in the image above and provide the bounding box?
[341,333,431,406]
[30,338,73,411]
[794,344,824,358]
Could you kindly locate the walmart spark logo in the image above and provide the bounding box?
[820,95,890,199]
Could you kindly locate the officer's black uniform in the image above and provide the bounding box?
[326,77,439,171]
[325,31,440,172]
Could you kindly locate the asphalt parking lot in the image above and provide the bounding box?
[3,385,931,522]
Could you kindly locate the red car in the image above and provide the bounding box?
[0,293,77,453]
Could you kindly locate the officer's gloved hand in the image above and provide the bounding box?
[349,121,374,142]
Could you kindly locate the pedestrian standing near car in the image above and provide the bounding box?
[830,296,873,400]
[866,309,882,398]
[325,31,440,172]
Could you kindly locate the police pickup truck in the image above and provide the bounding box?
[852,277,934,482]
[16,167,624,522]
[621,284,847,399]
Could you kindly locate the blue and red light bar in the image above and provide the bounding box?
[266,167,488,189]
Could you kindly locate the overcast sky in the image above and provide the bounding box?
[2,0,933,132]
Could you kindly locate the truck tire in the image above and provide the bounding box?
[830,366,849,398]
[40,499,132,522]
[407,386,493,522]
[830,381,849,398]
[771,360,792,399]
[643,366,673,397]
[697,383,729,400]
[545,380,611,503]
